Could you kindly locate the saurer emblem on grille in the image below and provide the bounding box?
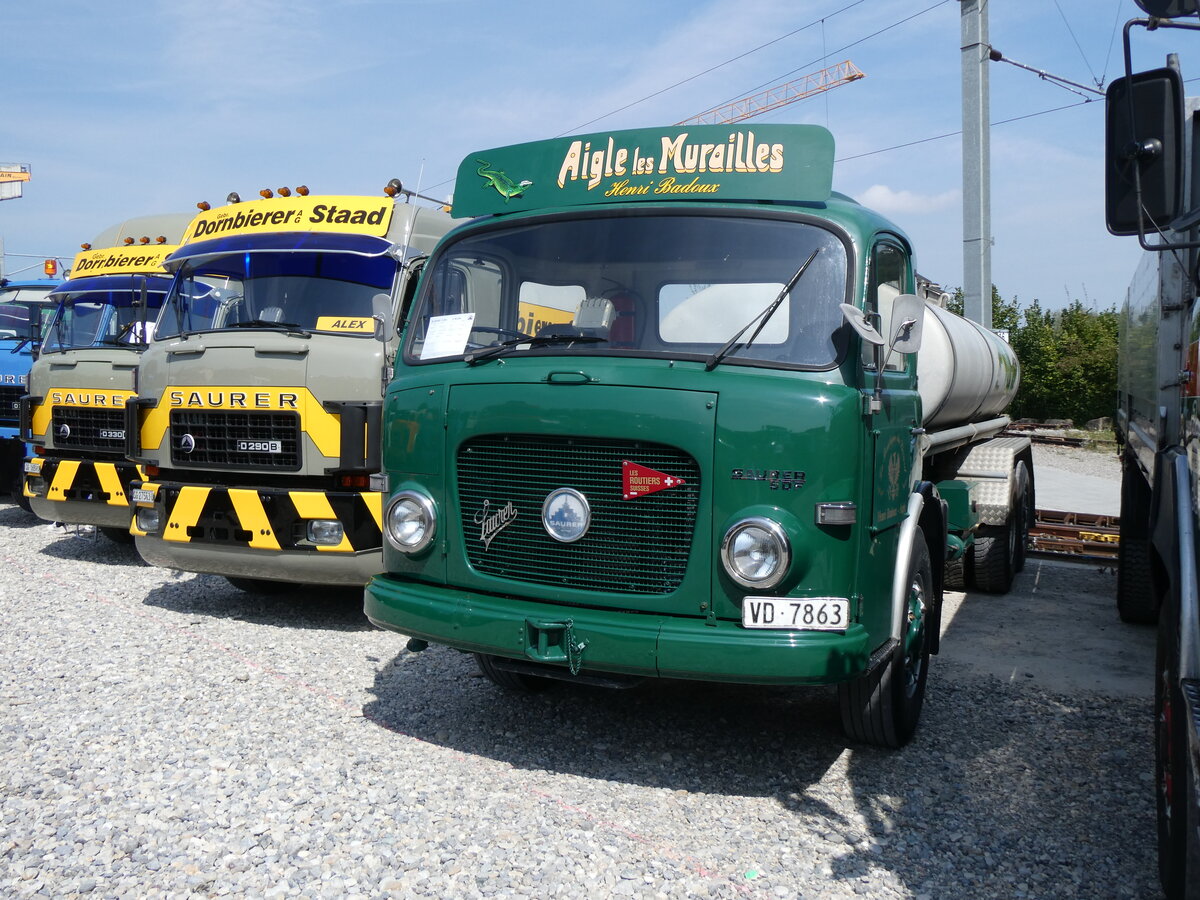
[56,424,70,440]
[179,433,196,453]
[474,499,517,550]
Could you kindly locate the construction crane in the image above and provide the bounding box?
[676,60,864,127]
[0,164,31,202]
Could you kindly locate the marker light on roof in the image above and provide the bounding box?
[277,187,291,197]
[226,192,241,204]
[44,259,57,277]
[196,201,211,211]
[259,189,274,199]
[139,237,150,244]
[384,178,402,197]
[295,185,309,196]
[80,243,91,250]
[155,236,166,243]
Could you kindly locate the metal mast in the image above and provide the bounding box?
[961,0,991,327]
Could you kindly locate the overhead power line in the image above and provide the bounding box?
[557,0,871,136]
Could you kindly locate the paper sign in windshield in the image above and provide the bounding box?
[623,460,686,500]
[419,313,476,360]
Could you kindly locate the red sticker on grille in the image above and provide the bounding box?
[623,460,686,500]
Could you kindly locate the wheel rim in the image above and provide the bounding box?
[903,573,927,699]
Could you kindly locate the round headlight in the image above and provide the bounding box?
[720,517,790,590]
[384,491,436,554]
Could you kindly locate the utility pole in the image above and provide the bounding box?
[961,0,991,328]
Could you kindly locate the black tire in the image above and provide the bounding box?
[943,546,971,590]
[224,576,295,595]
[1012,462,1032,574]
[9,469,32,513]
[100,526,135,545]
[972,519,1016,594]
[474,653,555,693]
[839,531,932,748]
[1117,452,1159,623]
[1155,600,1194,897]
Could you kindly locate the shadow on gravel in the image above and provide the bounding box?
[37,528,149,567]
[141,574,374,633]
[0,502,44,529]
[364,644,846,798]
[362,563,1158,899]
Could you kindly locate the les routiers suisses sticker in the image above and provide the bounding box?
[622,460,686,500]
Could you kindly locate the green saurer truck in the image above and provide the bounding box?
[365,125,1032,747]
[126,185,457,590]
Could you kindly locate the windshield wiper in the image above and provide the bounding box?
[464,332,606,366]
[705,248,821,371]
[227,319,310,337]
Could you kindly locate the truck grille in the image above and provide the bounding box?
[457,435,700,595]
[52,406,126,452]
[0,386,21,427]
[169,410,301,471]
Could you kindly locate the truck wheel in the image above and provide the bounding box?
[474,653,555,693]
[224,576,294,595]
[9,471,31,514]
[839,531,932,748]
[1117,454,1158,623]
[1155,600,1193,896]
[1011,462,1032,574]
[972,519,1016,593]
[100,527,135,545]
[944,544,973,591]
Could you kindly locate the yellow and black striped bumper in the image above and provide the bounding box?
[131,480,383,553]
[24,457,142,507]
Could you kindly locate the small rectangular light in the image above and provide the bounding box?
[307,520,344,545]
[816,501,856,525]
[135,508,161,534]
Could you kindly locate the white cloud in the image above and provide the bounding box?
[854,184,960,216]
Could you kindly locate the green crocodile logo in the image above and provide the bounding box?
[477,159,532,201]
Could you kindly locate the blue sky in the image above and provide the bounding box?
[1,0,1194,312]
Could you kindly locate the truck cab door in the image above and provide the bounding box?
[863,240,921,533]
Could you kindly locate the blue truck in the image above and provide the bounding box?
[0,276,59,508]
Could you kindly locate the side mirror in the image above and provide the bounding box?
[372,292,395,343]
[1134,0,1200,16]
[840,303,885,346]
[888,293,925,354]
[1105,66,1184,236]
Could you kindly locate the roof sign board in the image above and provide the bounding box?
[182,195,395,245]
[68,244,181,278]
[452,124,835,218]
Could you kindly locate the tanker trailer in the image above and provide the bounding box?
[364,123,1034,748]
[913,294,1031,593]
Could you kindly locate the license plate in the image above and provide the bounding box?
[742,597,849,631]
[237,440,281,453]
[130,488,156,504]
[22,461,41,474]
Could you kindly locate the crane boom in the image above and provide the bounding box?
[677,60,865,127]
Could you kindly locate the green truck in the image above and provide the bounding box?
[365,125,1031,747]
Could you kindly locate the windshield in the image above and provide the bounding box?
[42,290,167,353]
[156,250,397,339]
[0,286,54,340]
[404,213,849,368]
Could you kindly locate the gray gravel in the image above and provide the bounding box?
[0,500,1158,899]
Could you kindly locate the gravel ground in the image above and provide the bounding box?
[0,481,1159,900]
[1031,443,1121,482]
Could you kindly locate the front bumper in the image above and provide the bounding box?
[24,457,140,528]
[365,575,872,685]
[131,480,384,586]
